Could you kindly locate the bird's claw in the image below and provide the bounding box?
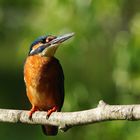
[28,106,39,119]
[47,106,58,117]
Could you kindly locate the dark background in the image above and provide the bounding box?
[0,0,140,139]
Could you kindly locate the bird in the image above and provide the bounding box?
[24,32,74,136]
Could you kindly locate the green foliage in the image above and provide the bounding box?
[0,0,140,139]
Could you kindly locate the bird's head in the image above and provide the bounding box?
[29,33,74,57]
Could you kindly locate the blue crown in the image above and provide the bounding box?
[29,35,49,55]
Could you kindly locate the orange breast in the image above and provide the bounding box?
[24,55,64,111]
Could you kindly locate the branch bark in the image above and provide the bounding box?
[0,100,140,132]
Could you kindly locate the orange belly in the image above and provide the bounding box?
[24,55,64,111]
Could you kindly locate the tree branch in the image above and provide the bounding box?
[1,100,140,132]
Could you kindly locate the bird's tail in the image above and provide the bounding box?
[42,125,58,136]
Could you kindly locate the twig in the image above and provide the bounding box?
[0,100,140,132]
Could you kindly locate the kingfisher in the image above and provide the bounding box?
[24,33,74,136]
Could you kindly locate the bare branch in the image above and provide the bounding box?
[1,100,140,132]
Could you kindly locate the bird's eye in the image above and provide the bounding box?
[41,38,46,44]
[46,36,56,43]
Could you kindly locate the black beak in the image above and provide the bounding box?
[48,32,74,46]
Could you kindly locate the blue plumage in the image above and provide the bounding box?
[29,35,49,55]
[29,45,47,55]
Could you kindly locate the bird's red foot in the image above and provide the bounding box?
[29,106,39,119]
[47,106,58,117]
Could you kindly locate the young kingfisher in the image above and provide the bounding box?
[24,33,74,136]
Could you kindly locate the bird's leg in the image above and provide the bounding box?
[47,106,58,117]
[29,105,39,119]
